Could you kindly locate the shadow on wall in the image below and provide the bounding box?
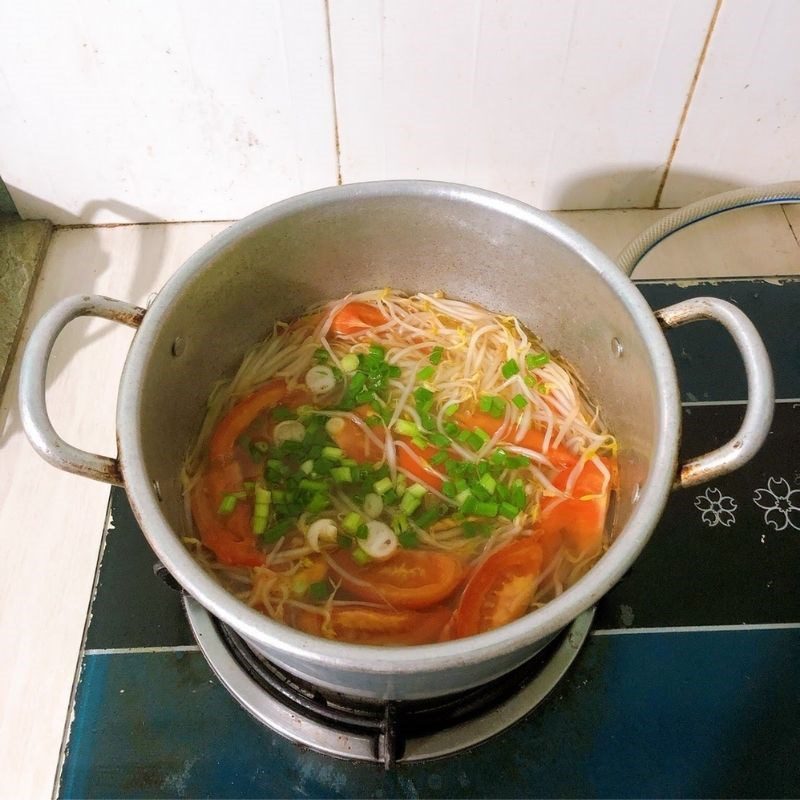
[0,190,169,445]
[555,168,747,210]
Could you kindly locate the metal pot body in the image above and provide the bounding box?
[20,181,773,700]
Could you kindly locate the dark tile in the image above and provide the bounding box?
[85,489,193,649]
[636,278,800,401]
[596,401,800,629]
[60,629,800,799]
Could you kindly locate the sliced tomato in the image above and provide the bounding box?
[328,413,383,464]
[330,302,388,336]
[451,537,543,639]
[190,482,265,567]
[539,457,616,560]
[331,550,465,609]
[455,407,577,469]
[289,604,451,646]
[208,379,288,465]
[395,439,444,491]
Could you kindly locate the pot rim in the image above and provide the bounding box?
[118,179,679,674]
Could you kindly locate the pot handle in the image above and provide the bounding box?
[655,296,774,490]
[19,294,145,486]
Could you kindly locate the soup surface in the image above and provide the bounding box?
[182,290,617,645]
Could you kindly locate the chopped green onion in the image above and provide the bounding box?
[414,386,434,408]
[307,581,331,601]
[218,494,238,514]
[272,406,295,422]
[395,474,407,496]
[479,473,497,495]
[466,432,485,451]
[417,365,435,381]
[368,344,386,362]
[314,458,334,474]
[429,432,450,448]
[243,481,255,493]
[407,483,427,499]
[300,459,315,475]
[511,484,526,510]
[502,359,520,379]
[306,494,329,513]
[298,478,328,492]
[490,396,506,418]
[455,489,472,507]
[342,511,362,535]
[479,395,493,413]
[365,415,383,427]
[387,364,402,378]
[524,375,537,388]
[313,348,329,362]
[429,450,449,465]
[355,524,368,540]
[442,481,457,498]
[331,466,353,483]
[474,500,499,517]
[444,403,459,417]
[457,429,472,443]
[526,352,550,369]
[364,493,383,518]
[419,411,437,431]
[414,507,442,528]
[252,516,267,535]
[254,486,271,504]
[507,454,531,468]
[373,476,394,495]
[429,346,444,365]
[411,435,429,450]
[463,520,491,538]
[499,502,518,520]
[321,446,344,461]
[394,419,419,437]
[262,518,295,542]
[352,548,371,566]
[461,496,478,516]
[398,529,419,549]
[400,493,422,515]
[512,393,528,409]
[340,353,359,373]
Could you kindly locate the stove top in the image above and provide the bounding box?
[184,595,593,768]
[58,279,800,798]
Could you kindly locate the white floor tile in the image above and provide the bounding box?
[0,221,230,799]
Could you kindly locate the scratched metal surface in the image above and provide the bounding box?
[59,279,800,798]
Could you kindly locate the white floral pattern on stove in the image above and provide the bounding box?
[753,477,800,531]
[694,487,737,527]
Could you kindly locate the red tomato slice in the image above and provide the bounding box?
[455,408,577,469]
[452,537,543,639]
[288,604,451,646]
[540,457,616,560]
[208,379,288,465]
[331,550,465,610]
[190,482,265,567]
[330,302,388,336]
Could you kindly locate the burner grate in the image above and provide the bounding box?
[186,595,593,768]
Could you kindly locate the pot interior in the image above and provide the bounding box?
[133,185,664,587]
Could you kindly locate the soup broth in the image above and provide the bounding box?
[182,290,617,645]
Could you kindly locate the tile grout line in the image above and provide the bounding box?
[84,645,200,656]
[653,0,724,209]
[781,204,800,248]
[594,622,800,636]
[323,0,343,186]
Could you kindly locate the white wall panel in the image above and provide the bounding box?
[662,0,800,206]
[0,1,338,223]
[329,0,715,209]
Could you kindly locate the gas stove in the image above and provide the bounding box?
[58,279,800,798]
[184,595,592,768]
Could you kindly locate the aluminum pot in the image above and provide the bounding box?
[19,181,774,700]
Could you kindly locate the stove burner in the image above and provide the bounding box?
[184,596,592,768]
